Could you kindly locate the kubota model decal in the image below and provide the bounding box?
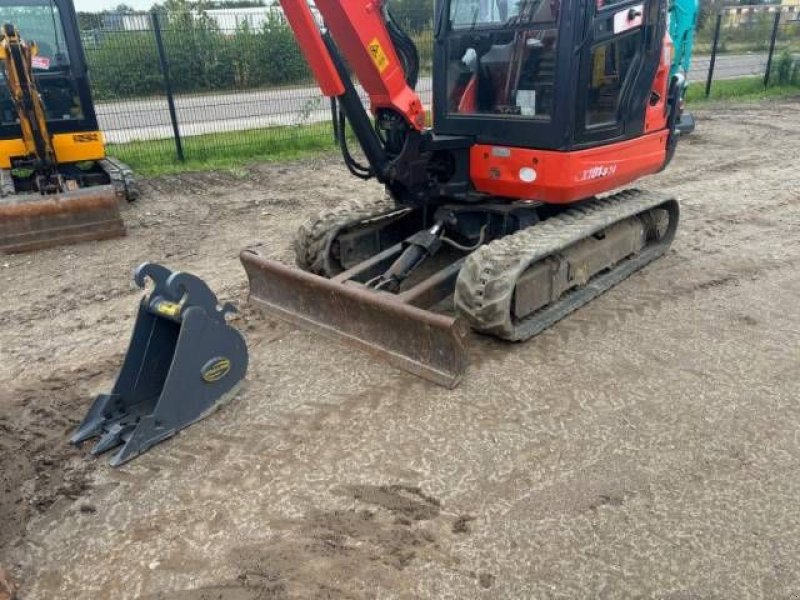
[576,165,618,182]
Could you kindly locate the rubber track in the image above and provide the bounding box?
[294,195,398,276]
[99,157,139,202]
[454,189,680,341]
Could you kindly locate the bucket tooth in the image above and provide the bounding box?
[71,262,249,466]
[240,249,469,388]
[70,393,121,444]
[91,423,131,455]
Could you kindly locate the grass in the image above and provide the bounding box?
[693,39,800,56]
[108,121,339,177]
[109,77,800,177]
[686,76,800,104]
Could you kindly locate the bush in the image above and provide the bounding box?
[256,15,309,85]
[411,29,434,74]
[389,2,433,35]
[86,6,310,100]
[87,32,163,99]
[771,50,800,87]
[695,13,786,55]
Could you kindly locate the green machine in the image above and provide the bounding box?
[670,0,699,133]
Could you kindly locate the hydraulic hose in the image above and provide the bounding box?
[336,103,373,180]
[385,9,420,90]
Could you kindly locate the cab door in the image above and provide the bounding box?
[573,0,666,147]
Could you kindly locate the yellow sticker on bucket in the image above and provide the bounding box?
[201,357,231,383]
[155,301,181,317]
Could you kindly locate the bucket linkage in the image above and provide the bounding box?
[71,262,248,466]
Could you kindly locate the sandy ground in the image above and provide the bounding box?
[1,98,799,599]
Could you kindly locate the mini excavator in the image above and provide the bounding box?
[241,0,687,386]
[0,0,136,253]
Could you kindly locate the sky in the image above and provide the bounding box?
[74,0,153,12]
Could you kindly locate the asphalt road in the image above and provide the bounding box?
[97,53,773,144]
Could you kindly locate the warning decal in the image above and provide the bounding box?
[367,37,390,73]
[31,55,50,70]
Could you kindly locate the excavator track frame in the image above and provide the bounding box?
[455,189,680,340]
[294,195,404,275]
[242,190,678,386]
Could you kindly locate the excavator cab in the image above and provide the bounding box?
[0,0,96,174]
[434,0,677,174]
[0,0,136,253]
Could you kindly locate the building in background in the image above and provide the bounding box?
[102,12,151,31]
[721,2,799,25]
[206,7,278,30]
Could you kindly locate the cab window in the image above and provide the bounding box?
[0,0,83,125]
[585,32,641,127]
[446,0,560,119]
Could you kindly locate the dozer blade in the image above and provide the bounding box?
[0,186,125,253]
[71,262,248,466]
[240,249,470,388]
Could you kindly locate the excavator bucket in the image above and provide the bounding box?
[0,186,125,253]
[71,262,248,466]
[240,249,470,388]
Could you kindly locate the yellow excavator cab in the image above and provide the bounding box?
[0,0,136,253]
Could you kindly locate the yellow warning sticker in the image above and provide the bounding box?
[367,37,390,74]
[155,301,181,317]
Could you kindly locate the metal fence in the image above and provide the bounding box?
[83,8,432,165]
[700,7,800,96]
[79,7,799,166]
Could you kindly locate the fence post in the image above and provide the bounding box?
[763,11,781,89]
[330,98,338,143]
[152,11,184,162]
[705,13,723,98]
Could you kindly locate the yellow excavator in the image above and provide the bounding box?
[0,0,136,253]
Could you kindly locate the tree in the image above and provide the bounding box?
[207,0,267,7]
[697,0,723,30]
[387,0,434,34]
[77,12,104,29]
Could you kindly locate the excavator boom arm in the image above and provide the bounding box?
[0,25,56,169]
[278,0,425,130]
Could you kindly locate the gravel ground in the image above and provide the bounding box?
[1,98,799,599]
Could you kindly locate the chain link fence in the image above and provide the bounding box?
[699,6,800,95]
[82,6,432,166]
[78,6,798,167]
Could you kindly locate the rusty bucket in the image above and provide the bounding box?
[0,186,125,253]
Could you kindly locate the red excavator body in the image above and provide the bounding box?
[242,0,684,386]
